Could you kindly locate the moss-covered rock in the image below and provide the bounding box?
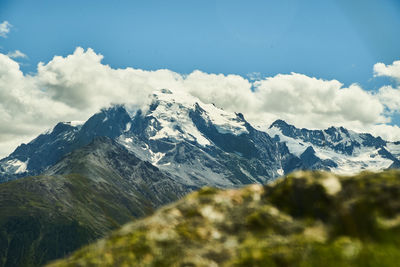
[49,170,400,266]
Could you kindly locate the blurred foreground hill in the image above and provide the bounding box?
[49,170,400,266]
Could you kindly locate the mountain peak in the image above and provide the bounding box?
[49,122,78,136]
[100,104,130,120]
[140,88,249,144]
[79,104,131,139]
[270,119,290,129]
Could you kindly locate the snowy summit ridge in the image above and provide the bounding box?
[144,88,248,145]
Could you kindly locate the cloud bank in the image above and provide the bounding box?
[0,47,399,157]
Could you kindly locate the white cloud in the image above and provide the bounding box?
[374,60,400,82]
[7,50,27,59]
[250,73,386,130]
[181,72,388,136]
[36,47,182,111]
[0,21,12,38]
[0,52,84,157]
[1,47,400,157]
[377,85,400,113]
[366,124,400,143]
[183,70,255,116]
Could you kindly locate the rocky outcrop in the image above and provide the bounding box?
[49,170,400,267]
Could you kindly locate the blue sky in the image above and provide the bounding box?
[1,0,400,157]
[1,0,400,88]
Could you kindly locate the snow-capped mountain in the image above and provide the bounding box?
[1,88,400,184]
[119,89,298,187]
[267,119,400,174]
[0,89,296,185]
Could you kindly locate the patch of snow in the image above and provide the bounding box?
[42,121,83,136]
[348,130,364,144]
[43,127,54,135]
[266,127,307,157]
[3,159,28,174]
[317,146,392,175]
[15,160,28,173]
[61,131,76,142]
[124,122,131,132]
[68,121,84,127]
[149,150,165,165]
[147,89,211,146]
[142,143,149,150]
[123,137,133,143]
[199,102,248,136]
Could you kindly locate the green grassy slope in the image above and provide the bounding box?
[49,170,400,267]
[0,173,150,267]
[0,137,191,267]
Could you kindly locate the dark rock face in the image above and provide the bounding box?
[45,136,191,207]
[4,122,80,176]
[190,103,259,159]
[76,105,131,143]
[300,146,338,170]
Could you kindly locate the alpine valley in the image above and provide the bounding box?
[1,88,400,266]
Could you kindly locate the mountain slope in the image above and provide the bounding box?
[45,136,191,205]
[0,137,191,267]
[49,170,400,267]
